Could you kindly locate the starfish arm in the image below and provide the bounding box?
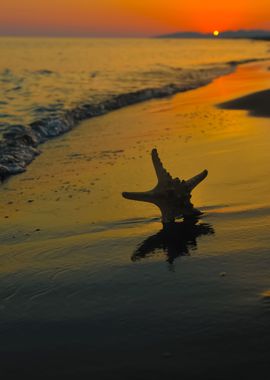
[185,169,208,192]
[122,191,154,203]
[151,148,173,186]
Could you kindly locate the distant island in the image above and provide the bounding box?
[156,30,270,40]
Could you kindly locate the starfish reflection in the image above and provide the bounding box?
[132,218,214,264]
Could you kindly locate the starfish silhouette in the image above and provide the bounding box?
[122,149,208,224]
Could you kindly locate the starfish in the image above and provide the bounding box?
[122,149,208,224]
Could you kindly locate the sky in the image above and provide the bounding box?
[1,0,270,37]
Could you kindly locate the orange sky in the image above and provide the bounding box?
[1,0,270,37]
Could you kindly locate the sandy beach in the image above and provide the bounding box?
[1,61,270,378]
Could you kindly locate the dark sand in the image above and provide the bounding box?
[219,88,270,117]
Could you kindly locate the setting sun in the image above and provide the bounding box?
[213,30,220,36]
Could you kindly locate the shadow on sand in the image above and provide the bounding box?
[132,218,214,264]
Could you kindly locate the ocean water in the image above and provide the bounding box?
[0,37,269,133]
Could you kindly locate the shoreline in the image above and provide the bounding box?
[2,59,270,380]
[0,58,268,182]
[1,60,270,233]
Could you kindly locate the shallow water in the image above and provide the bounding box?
[0,37,268,132]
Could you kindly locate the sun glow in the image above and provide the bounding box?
[1,1,270,37]
[213,30,220,37]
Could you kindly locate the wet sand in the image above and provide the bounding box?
[1,62,270,379]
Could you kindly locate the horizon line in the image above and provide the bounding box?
[1,28,270,39]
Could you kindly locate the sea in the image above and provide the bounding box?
[0,37,268,134]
